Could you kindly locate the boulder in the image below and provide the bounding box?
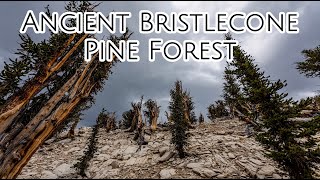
[96,154,111,161]
[192,167,216,178]
[159,168,176,179]
[214,154,228,164]
[135,156,148,164]
[101,145,110,152]
[137,146,150,156]
[159,146,169,156]
[110,161,120,169]
[162,140,171,146]
[187,163,203,169]
[158,151,175,162]
[249,158,263,166]
[257,165,275,176]
[273,174,282,179]
[236,161,257,177]
[107,169,120,176]
[53,163,74,177]
[40,170,58,179]
[125,157,137,166]
[228,153,236,159]
[123,146,138,155]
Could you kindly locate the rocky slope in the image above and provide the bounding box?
[17,119,320,179]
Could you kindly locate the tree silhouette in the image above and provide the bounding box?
[169,80,189,158]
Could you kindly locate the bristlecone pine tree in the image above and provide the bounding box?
[125,96,144,132]
[0,1,132,178]
[296,44,320,110]
[295,43,320,178]
[226,33,320,179]
[106,112,117,133]
[50,100,90,141]
[198,113,204,124]
[207,100,229,121]
[128,96,148,151]
[169,80,189,158]
[74,108,105,177]
[222,62,242,118]
[182,91,197,125]
[143,99,160,132]
[120,109,135,129]
[296,45,320,78]
[96,108,117,133]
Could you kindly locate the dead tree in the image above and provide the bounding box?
[125,96,147,150]
[105,112,116,133]
[126,96,143,132]
[143,99,160,132]
[182,94,196,129]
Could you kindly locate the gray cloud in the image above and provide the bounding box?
[0,1,319,127]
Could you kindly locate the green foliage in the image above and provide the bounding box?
[0,1,132,141]
[222,62,243,117]
[296,45,320,78]
[96,108,108,126]
[97,108,117,132]
[74,108,105,177]
[226,34,320,179]
[120,109,135,129]
[207,100,229,121]
[169,80,189,158]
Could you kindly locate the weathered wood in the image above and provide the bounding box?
[0,29,132,178]
[2,61,91,151]
[0,34,88,135]
[150,116,158,131]
[0,56,104,178]
[0,58,97,178]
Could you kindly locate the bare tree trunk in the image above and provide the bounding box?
[150,116,158,131]
[0,34,88,135]
[183,110,195,129]
[0,54,102,178]
[106,112,116,133]
[136,109,146,152]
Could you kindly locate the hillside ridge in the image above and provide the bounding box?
[18,119,320,179]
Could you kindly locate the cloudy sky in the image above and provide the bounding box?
[0,1,319,127]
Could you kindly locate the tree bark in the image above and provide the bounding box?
[0,54,102,179]
[150,116,158,131]
[0,34,88,135]
[105,112,116,133]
